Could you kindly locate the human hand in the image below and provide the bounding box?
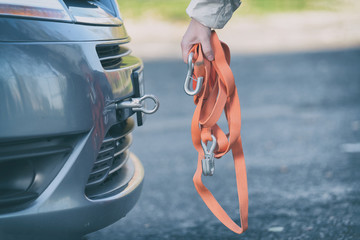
[181,18,214,63]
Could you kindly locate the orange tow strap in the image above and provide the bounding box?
[187,31,248,234]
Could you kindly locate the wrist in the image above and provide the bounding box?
[191,18,211,31]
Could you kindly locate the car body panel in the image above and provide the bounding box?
[0,18,129,42]
[0,41,140,139]
[0,1,152,238]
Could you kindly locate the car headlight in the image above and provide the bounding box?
[0,0,71,21]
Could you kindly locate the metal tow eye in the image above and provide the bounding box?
[184,52,203,96]
[116,94,159,114]
[201,135,217,176]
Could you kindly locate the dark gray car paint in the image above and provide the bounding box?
[0,18,129,42]
[0,130,142,239]
[0,41,140,139]
[0,11,146,238]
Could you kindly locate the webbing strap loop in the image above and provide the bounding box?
[187,31,248,234]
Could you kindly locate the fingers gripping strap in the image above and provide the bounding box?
[189,31,248,234]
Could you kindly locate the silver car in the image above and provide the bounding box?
[0,1,158,239]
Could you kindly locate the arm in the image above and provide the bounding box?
[181,0,241,63]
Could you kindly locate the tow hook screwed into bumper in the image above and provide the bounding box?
[116,94,159,114]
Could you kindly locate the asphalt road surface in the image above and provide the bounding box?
[86,48,360,240]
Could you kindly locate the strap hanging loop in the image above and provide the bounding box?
[185,31,248,235]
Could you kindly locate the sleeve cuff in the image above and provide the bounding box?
[186,0,241,29]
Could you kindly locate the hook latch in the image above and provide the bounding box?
[201,135,217,176]
[184,52,203,96]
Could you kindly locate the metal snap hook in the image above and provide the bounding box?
[116,94,159,114]
[201,135,217,176]
[184,52,203,96]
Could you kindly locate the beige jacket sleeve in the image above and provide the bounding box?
[186,0,241,29]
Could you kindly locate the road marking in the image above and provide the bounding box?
[341,143,360,153]
[268,226,284,232]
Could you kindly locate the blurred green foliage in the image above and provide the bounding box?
[117,0,337,21]
[117,0,188,21]
[241,0,336,14]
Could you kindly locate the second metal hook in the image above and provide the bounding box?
[201,135,217,176]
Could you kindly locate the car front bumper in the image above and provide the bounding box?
[0,148,144,239]
[0,17,149,238]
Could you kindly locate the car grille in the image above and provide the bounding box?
[0,137,72,162]
[96,44,131,70]
[0,134,80,210]
[85,118,135,199]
